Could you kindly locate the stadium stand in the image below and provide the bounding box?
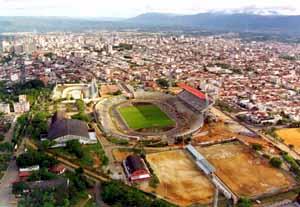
[177,83,212,112]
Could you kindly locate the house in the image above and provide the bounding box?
[123,155,151,182]
[49,164,66,175]
[18,165,40,181]
[18,171,31,181]
[19,165,40,173]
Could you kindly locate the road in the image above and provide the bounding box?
[95,182,109,207]
[0,160,18,207]
[0,115,19,207]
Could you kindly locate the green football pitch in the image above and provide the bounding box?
[118,103,175,130]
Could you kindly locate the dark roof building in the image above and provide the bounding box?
[50,111,66,126]
[48,119,89,140]
[123,155,150,182]
[27,178,69,192]
[47,112,97,145]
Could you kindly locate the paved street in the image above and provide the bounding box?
[0,160,18,207]
[0,115,19,207]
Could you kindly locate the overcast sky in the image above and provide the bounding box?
[0,0,299,17]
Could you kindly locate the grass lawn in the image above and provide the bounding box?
[118,103,175,130]
[51,143,108,169]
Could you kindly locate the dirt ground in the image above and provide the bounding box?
[112,149,133,162]
[140,150,214,206]
[197,142,295,198]
[92,152,101,168]
[193,107,279,155]
[194,121,278,154]
[276,128,300,153]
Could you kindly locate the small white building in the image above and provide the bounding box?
[0,103,10,114]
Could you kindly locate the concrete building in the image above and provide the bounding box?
[13,95,30,113]
[0,103,10,114]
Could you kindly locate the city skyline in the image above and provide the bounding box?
[0,0,299,17]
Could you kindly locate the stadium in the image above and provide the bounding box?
[95,83,213,142]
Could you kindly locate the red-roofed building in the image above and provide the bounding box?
[18,171,31,181]
[49,164,66,175]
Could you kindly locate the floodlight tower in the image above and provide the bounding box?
[213,188,219,207]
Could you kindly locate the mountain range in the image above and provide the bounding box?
[0,12,300,35]
[127,13,300,34]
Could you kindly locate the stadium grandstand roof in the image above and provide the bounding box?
[177,83,206,100]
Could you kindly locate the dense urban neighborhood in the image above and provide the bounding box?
[0,29,300,207]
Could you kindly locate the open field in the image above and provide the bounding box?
[118,103,175,130]
[112,149,133,162]
[197,142,295,198]
[140,150,214,206]
[276,128,300,153]
[194,107,280,155]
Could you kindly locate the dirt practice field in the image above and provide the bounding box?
[276,128,300,153]
[194,107,279,155]
[197,142,295,198]
[140,150,214,206]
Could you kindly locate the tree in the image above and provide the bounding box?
[27,111,50,140]
[27,168,57,182]
[156,79,169,89]
[270,157,282,168]
[16,150,58,168]
[0,142,13,152]
[0,133,4,142]
[237,198,252,207]
[40,140,53,150]
[75,99,85,113]
[12,181,28,194]
[71,113,91,122]
[75,167,84,175]
[18,190,56,207]
[66,140,84,158]
[251,143,263,151]
[102,181,175,207]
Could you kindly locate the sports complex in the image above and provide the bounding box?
[95,83,299,206]
[95,83,213,142]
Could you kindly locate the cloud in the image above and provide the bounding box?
[0,0,299,17]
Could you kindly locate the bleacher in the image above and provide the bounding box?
[177,90,209,112]
[177,83,212,113]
